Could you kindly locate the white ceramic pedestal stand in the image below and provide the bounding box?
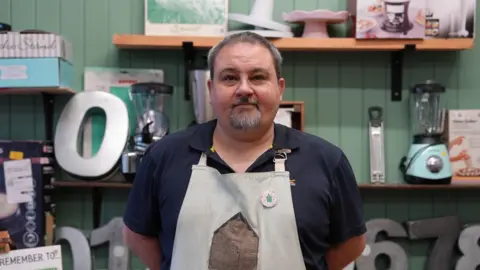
[228,0,293,38]
[283,10,349,38]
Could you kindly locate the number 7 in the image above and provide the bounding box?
[405,216,462,270]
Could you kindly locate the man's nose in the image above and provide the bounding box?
[235,78,254,96]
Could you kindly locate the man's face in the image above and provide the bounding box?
[208,42,285,130]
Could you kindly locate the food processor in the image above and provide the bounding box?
[399,80,452,185]
[121,82,173,182]
[382,0,413,34]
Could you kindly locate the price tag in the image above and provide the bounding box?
[3,159,34,204]
[0,245,62,270]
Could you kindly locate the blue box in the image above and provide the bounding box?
[0,57,74,90]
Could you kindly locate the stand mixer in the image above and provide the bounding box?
[121,82,173,182]
[399,80,452,185]
[382,0,413,34]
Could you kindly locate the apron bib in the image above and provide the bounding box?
[170,150,306,270]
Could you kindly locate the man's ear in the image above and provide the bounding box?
[278,78,285,100]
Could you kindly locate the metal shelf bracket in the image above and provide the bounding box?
[391,44,416,102]
[182,41,196,101]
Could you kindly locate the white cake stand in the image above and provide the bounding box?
[282,10,349,38]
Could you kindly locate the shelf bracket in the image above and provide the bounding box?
[390,44,415,102]
[182,41,197,101]
[42,93,55,141]
[92,188,102,228]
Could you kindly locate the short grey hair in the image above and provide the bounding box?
[207,32,283,80]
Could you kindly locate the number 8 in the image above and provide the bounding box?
[355,219,408,270]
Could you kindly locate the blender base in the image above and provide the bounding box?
[404,175,452,185]
[400,134,453,185]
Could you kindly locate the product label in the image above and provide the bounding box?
[3,159,34,204]
[0,65,28,80]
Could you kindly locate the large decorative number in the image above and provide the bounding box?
[456,225,480,270]
[54,227,92,270]
[405,216,462,270]
[355,219,408,270]
[56,219,130,270]
[54,91,129,180]
[90,218,130,270]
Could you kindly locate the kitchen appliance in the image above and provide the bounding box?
[190,68,215,124]
[121,82,173,182]
[382,0,413,34]
[399,81,452,185]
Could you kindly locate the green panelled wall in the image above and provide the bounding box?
[1,0,479,269]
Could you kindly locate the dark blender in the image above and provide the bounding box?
[121,82,173,182]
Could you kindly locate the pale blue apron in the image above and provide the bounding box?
[170,149,306,270]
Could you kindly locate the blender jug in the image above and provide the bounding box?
[130,82,173,147]
[410,81,446,136]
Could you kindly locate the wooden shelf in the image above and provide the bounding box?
[0,87,75,95]
[52,180,480,190]
[113,34,474,51]
[359,183,480,190]
[53,180,132,188]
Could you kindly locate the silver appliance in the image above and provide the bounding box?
[190,68,215,124]
[121,82,173,182]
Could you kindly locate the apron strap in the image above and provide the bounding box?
[198,152,208,166]
[274,149,289,172]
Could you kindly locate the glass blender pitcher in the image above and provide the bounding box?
[130,82,173,150]
[400,80,452,185]
[121,82,173,182]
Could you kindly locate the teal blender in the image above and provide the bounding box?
[400,81,452,185]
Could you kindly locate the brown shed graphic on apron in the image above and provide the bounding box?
[209,212,259,270]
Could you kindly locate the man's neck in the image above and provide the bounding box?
[213,122,275,153]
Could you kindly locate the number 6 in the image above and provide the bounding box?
[355,219,408,270]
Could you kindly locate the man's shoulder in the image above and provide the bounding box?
[282,125,344,168]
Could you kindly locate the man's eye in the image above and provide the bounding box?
[222,75,237,81]
[251,75,266,81]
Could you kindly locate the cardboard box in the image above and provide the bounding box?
[349,0,426,39]
[0,32,73,63]
[424,0,476,39]
[447,110,480,183]
[0,57,74,90]
[0,141,54,249]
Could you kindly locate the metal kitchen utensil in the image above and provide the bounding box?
[368,106,386,184]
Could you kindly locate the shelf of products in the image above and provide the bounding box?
[0,87,75,95]
[53,180,480,190]
[113,34,474,51]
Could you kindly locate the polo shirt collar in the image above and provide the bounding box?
[189,119,300,153]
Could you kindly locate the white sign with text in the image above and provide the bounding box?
[0,244,62,270]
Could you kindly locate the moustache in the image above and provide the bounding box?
[232,96,259,108]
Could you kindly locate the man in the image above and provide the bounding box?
[123,31,366,270]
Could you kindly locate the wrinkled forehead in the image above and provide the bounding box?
[214,43,275,74]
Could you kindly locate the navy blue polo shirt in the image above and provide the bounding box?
[124,120,366,270]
